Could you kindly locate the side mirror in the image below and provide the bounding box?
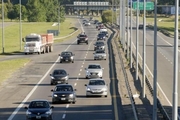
[24,106,28,109]
[51,106,54,109]
[51,89,53,92]
[50,74,52,76]
[85,84,87,86]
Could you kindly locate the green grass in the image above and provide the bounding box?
[0,58,30,85]
[139,15,178,35]
[0,18,78,54]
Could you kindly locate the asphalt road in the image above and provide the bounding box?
[0,18,126,120]
[118,14,179,116]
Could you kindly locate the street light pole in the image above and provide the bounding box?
[130,0,133,68]
[172,0,179,119]
[58,5,60,35]
[136,0,139,81]
[2,0,4,53]
[19,0,22,50]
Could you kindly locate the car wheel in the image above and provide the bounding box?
[100,77,102,79]
[94,58,96,60]
[60,61,62,63]
[104,59,106,60]
[50,82,53,85]
[86,42,88,45]
[86,76,88,79]
[72,60,74,63]
[105,95,107,97]
[52,100,55,104]
[72,101,75,104]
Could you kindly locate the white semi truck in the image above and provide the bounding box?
[23,33,54,55]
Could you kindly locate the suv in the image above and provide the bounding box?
[94,41,105,51]
[97,33,106,41]
[77,33,88,44]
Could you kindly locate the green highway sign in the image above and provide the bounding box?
[133,2,154,10]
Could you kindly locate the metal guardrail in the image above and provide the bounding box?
[106,24,139,120]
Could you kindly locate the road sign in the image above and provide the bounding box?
[133,2,154,10]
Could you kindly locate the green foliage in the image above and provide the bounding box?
[101,10,112,23]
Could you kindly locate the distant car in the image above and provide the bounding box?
[59,51,75,63]
[85,63,104,79]
[24,99,54,120]
[96,22,103,28]
[84,21,91,26]
[51,84,76,104]
[77,33,88,44]
[82,19,87,24]
[93,50,107,60]
[94,20,99,24]
[100,31,108,37]
[94,41,105,51]
[97,33,106,41]
[50,69,69,85]
[85,78,108,97]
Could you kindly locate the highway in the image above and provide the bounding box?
[123,15,179,116]
[0,18,132,120]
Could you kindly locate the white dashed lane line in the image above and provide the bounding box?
[78,73,81,76]
[80,69,82,71]
[74,83,77,86]
[66,104,69,108]
[62,114,66,119]
[81,65,83,67]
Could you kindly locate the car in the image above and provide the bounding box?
[98,25,106,30]
[51,84,76,104]
[59,51,75,63]
[94,41,105,51]
[138,24,143,29]
[84,21,91,26]
[24,99,54,120]
[82,19,87,24]
[94,20,99,24]
[96,22,103,28]
[85,63,104,79]
[85,78,108,97]
[100,31,108,37]
[77,33,88,44]
[50,69,69,85]
[93,50,107,60]
[97,33,106,41]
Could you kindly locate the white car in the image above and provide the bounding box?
[85,64,104,79]
[85,78,108,97]
[84,21,91,26]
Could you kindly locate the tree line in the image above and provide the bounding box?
[1,0,65,22]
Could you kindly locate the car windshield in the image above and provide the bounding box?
[29,101,50,108]
[96,51,105,53]
[88,65,101,69]
[98,34,105,37]
[55,86,73,92]
[53,70,66,75]
[79,35,86,37]
[61,52,72,56]
[89,80,105,85]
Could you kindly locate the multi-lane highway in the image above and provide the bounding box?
[124,15,179,116]
[0,17,136,120]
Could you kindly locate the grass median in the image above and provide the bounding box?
[0,17,78,85]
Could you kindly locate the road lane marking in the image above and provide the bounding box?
[78,73,81,76]
[80,69,82,71]
[66,104,69,108]
[81,65,83,67]
[62,114,66,119]
[74,83,77,86]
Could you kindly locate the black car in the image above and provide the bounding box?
[51,84,76,104]
[100,31,108,37]
[94,41,106,51]
[77,33,88,44]
[97,33,106,41]
[59,51,75,63]
[50,69,69,85]
[24,100,54,120]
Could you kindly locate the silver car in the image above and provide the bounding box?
[85,64,104,79]
[85,79,108,97]
[94,41,105,51]
[93,50,106,60]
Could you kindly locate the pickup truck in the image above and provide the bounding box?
[77,33,88,45]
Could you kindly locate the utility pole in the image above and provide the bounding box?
[136,0,139,81]
[2,0,4,53]
[19,0,22,50]
[130,0,133,68]
[58,5,60,35]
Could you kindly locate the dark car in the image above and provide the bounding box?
[24,100,54,120]
[77,33,88,44]
[138,24,143,29]
[94,41,105,51]
[51,84,76,104]
[94,20,99,24]
[97,33,106,41]
[100,31,108,37]
[50,69,69,85]
[59,51,75,63]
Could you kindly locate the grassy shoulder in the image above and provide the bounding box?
[0,58,30,85]
[0,18,78,54]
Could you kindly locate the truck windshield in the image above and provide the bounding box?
[26,37,39,42]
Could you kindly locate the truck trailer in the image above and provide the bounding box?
[23,33,54,55]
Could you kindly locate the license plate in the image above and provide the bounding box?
[61,98,65,100]
[36,116,41,119]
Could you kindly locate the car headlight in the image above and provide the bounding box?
[53,94,57,97]
[71,56,73,59]
[26,111,32,115]
[60,57,63,59]
[102,88,107,92]
[51,76,55,79]
[69,94,74,97]
[98,71,102,75]
[86,87,91,91]
[64,76,68,79]
[45,110,52,115]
